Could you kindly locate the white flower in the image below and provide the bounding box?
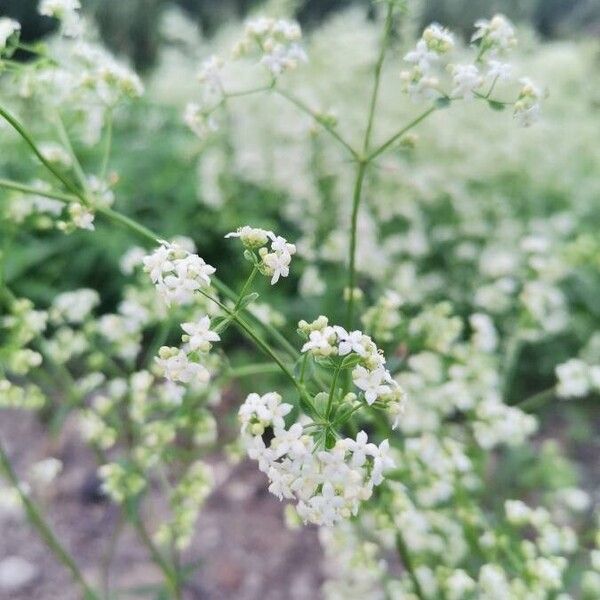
[120,246,146,275]
[400,68,440,103]
[143,243,174,283]
[181,316,220,353]
[225,226,270,248]
[422,23,455,55]
[238,391,292,434]
[514,101,541,127]
[450,64,482,100]
[261,250,291,284]
[352,365,392,405]
[485,60,512,82]
[555,359,591,399]
[404,39,439,71]
[505,499,532,525]
[469,313,498,352]
[235,17,306,76]
[261,43,307,75]
[156,347,210,384]
[345,431,377,467]
[270,423,308,459]
[472,14,516,53]
[68,202,95,230]
[301,327,336,356]
[0,18,20,51]
[334,327,367,356]
[370,439,394,485]
[268,234,296,256]
[51,289,99,324]
[144,243,216,306]
[184,103,218,139]
[39,0,83,37]
[514,78,543,127]
[197,55,224,95]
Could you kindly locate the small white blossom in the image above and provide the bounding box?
[0,18,20,51]
[181,316,220,353]
[450,64,483,100]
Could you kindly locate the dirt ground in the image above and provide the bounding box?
[0,409,323,600]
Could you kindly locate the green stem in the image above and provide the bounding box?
[367,105,437,162]
[197,288,318,416]
[273,87,358,159]
[100,108,113,180]
[345,5,394,329]
[0,178,77,203]
[53,109,89,192]
[363,3,394,156]
[227,363,282,378]
[101,512,124,600]
[326,364,342,419]
[198,290,295,389]
[345,160,367,329]
[513,387,556,412]
[95,206,160,244]
[234,265,259,310]
[395,530,426,600]
[131,517,181,599]
[0,175,298,366]
[0,441,100,600]
[0,104,81,198]
[331,402,363,427]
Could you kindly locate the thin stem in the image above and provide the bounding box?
[513,387,556,412]
[345,5,394,329]
[101,512,124,600]
[100,108,113,180]
[0,182,297,366]
[234,265,259,310]
[224,84,273,99]
[273,87,358,159]
[331,402,363,427]
[131,517,181,599]
[0,178,77,204]
[53,109,89,191]
[0,441,100,600]
[227,362,281,378]
[95,206,160,244]
[0,104,81,198]
[367,105,437,162]
[363,3,394,156]
[326,364,342,419]
[198,289,296,390]
[345,160,367,328]
[395,530,426,600]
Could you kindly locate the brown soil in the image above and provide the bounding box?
[0,410,323,600]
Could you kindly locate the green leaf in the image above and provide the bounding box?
[340,354,362,369]
[435,97,451,109]
[237,292,259,310]
[488,100,506,111]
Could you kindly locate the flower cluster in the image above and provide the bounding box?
[143,241,216,306]
[555,358,600,399]
[155,316,220,385]
[299,316,406,419]
[239,391,394,526]
[226,226,297,285]
[232,17,307,76]
[39,0,83,37]
[400,14,542,126]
